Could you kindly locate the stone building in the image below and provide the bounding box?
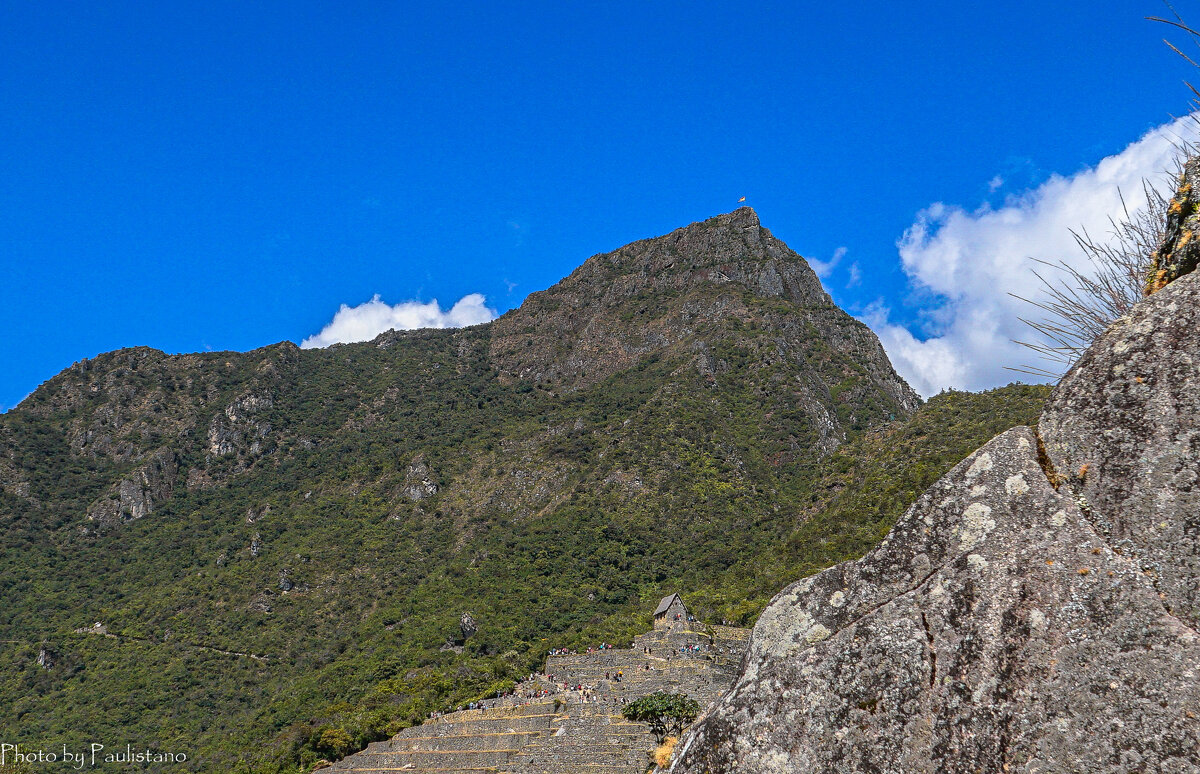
[652,592,688,626]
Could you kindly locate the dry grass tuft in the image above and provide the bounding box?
[654,736,679,768]
[1010,182,1170,379]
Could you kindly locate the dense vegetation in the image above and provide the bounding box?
[0,330,1045,772]
[0,214,1048,772]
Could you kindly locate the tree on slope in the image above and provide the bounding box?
[622,692,701,744]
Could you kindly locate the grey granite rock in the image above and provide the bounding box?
[675,273,1200,772]
[1040,270,1200,629]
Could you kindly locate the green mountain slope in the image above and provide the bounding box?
[0,209,1045,772]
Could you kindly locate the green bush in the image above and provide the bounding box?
[623,692,702,743]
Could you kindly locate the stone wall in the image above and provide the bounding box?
[323,614,748,774]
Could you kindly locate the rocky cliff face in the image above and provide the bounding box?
[490,207,918,416]
[674,253,1200,771]
[85,448,178,526]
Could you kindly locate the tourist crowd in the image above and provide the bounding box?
[547,642,616,656]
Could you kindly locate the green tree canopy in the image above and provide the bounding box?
[622,691,701,743]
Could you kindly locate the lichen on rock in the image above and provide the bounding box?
[675,270,1200,773]
[1148,158,1200,293]
[1040,270,1200,628]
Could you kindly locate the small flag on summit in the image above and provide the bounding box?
[738,196,746,202]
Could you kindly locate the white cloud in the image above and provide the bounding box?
[846,262,862,288]
[301,293,497,348]
[809,246,847,279]
[865,116,1197,397]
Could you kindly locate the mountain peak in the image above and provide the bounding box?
[722,205,760,226]
[487,208,918,424]
[510,206,825,315]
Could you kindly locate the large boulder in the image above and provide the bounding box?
[674,274,1200,772]
[1039,270,1200,628]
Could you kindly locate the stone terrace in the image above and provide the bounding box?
[321,610,749,774]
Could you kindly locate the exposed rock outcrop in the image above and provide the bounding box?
[207,392,274,459]
[85,448,178,527]
[675,274,1200,771]
[1148,157,1200,292]
[402,456,439,501]
[459,611,478,640]
[36,643,55,669]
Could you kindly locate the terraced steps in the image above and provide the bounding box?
[320,611,749,773]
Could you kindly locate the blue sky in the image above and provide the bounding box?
[2,1,1197,409]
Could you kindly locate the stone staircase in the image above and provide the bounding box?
[510,704,651,773]
[325,703,556,773]
[320,612,749,774]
